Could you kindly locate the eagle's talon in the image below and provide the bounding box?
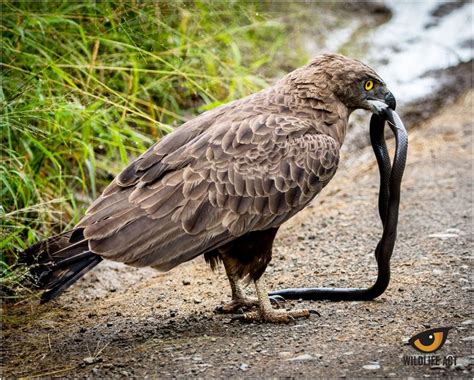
[213,305,224,314]
[214,297,259,314]
[230,314,243,322]
[269,295,286,305]
[230,311,261,322]
[309,309,320,316]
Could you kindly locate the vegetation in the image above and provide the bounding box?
[1,1,310,298]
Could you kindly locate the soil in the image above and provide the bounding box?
[2,84,472,377]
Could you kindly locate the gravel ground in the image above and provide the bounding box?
[2,91,472,378]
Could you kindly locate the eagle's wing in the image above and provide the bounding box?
[77,113,340,270]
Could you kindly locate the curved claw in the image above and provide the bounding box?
[213,305,236,314]
[308,309,320,316]
[269,295,286,305]
[231,314,244,322]
[230,312,255,322]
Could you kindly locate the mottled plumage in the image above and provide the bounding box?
[23,54,394,322]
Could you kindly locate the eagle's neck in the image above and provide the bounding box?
[272,83,350,146]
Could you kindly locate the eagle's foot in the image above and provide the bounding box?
[215,294,286,314]
[229,276,312,323]
[214,297,259,314]
[232,308,310,323]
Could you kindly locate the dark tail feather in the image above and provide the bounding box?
[19,228,102,303]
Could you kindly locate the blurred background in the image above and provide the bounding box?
[1,0,472,296]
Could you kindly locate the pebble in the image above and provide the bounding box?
[461,319,473,325]
[278,351,292,359]
[461,336,474,341]
[83,357,96,365]
[239,363,249,371]
[445,228,461,234]
[288,354,315,362]
[363,362,380,370]
[428,232,459,239]
[193,298,202,304]
[182,279,191,285]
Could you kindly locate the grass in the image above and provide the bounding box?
[1,1,310,299]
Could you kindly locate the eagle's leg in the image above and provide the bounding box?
[235,275,310,323]
[215,256,259,314]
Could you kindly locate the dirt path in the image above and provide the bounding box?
[2,91,472,378]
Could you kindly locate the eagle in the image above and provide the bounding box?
[22,54,396,323]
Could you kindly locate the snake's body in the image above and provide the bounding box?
[269,109,408,301]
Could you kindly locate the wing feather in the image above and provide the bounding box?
[77,111,341,271]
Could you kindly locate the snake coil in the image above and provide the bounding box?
[269,108,408,301]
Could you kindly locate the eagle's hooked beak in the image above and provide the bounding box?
[367,90,396,114]
[385,91,396,110]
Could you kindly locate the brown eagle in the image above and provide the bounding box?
[22,54,396,322]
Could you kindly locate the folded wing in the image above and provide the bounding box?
[77,112,340,271]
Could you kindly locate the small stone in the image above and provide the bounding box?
[239,363,249,371]
[289,354,315,362]
[83,357,96,365]
[193,298,202,304]
[278,351,292,359]
[461,336,474,341]
[428,233,458,239]
[363,362,380,370]
[182,279,191,286]
[445,228,461,234]
[461,319,473,325]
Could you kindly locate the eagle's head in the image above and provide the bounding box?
[302,54,396,115]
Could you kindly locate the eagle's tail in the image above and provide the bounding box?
[19,228,102,303]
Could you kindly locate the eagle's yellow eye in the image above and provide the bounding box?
[364,80,374,91]
[408,327,451,353]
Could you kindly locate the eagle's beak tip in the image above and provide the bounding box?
[385,92,396,110]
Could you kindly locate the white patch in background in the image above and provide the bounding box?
[369,0,474,103]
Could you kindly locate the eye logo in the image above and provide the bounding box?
[408,327,452,353]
